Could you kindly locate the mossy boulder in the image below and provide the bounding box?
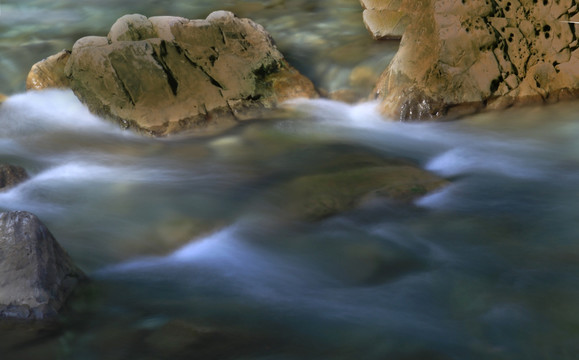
[28,12,318,137]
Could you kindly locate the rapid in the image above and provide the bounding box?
[1,1,579,359]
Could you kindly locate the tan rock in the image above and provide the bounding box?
[26,50,71,90]
[360,0,409,40]
[0,94,6,105]
[373,0,579,120]
[32,12,318,137]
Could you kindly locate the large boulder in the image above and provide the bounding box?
[373,0,579,120]
[0,211,86,320]
[30,11,318,136]
[0,164,29,191]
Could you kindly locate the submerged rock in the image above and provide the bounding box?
[30,11,318,136]
[0,164,29,191]
[266,145,448,220]
[0,211,86,320]
[372,0,579,120]
[26,50,71,91]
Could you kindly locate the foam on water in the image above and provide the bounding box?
[0,90,129,136]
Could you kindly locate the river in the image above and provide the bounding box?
[1,1,579,360]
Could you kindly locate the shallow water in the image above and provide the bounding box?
[2,89,579,360]
[2,1,579,360]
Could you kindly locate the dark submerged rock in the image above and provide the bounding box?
[265,145,448,221]
[0,164,29,191]
[0,211,86,320]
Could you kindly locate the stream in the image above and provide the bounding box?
[2,1,579,360]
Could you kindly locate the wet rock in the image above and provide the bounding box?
[0,211,86,320]
[373,0,579,120]
[32,12,318,137]
[0,164,29,191]
[25,50,71,91]
[360,0,410,40]
[280,164,447,220]
[267,145,448,220]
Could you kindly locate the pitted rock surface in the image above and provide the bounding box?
[373,0,579,120]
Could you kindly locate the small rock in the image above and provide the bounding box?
[0,164,29,191]
[26,50,71,90]
[0,211,86,320]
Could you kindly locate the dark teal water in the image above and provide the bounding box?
[2,1,579,360]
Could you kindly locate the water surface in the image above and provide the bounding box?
[2,1,579,360]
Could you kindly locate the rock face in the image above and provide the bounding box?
[374,0,579,120]
[29,11,318,136]
[360,0,410,39]
[0,164,29,191]
[26,50,71,91]
[0,211,85,320]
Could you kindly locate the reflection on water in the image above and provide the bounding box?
[1,89,579,359]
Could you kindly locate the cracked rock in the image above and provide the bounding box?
[371,0,579,120]
[29,12,318,137]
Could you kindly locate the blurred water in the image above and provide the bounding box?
[2,1,579,359]
[1,89,579,359]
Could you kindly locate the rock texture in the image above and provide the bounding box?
[360,0,410,39]
[0,211,86,320]
[374,0,579,120]
[25,50,71,91]
[30,11,318,136]
[0,164,29,191]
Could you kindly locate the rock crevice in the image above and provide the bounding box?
[27,12,318,137]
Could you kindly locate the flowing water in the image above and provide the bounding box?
[2,1,579,360]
